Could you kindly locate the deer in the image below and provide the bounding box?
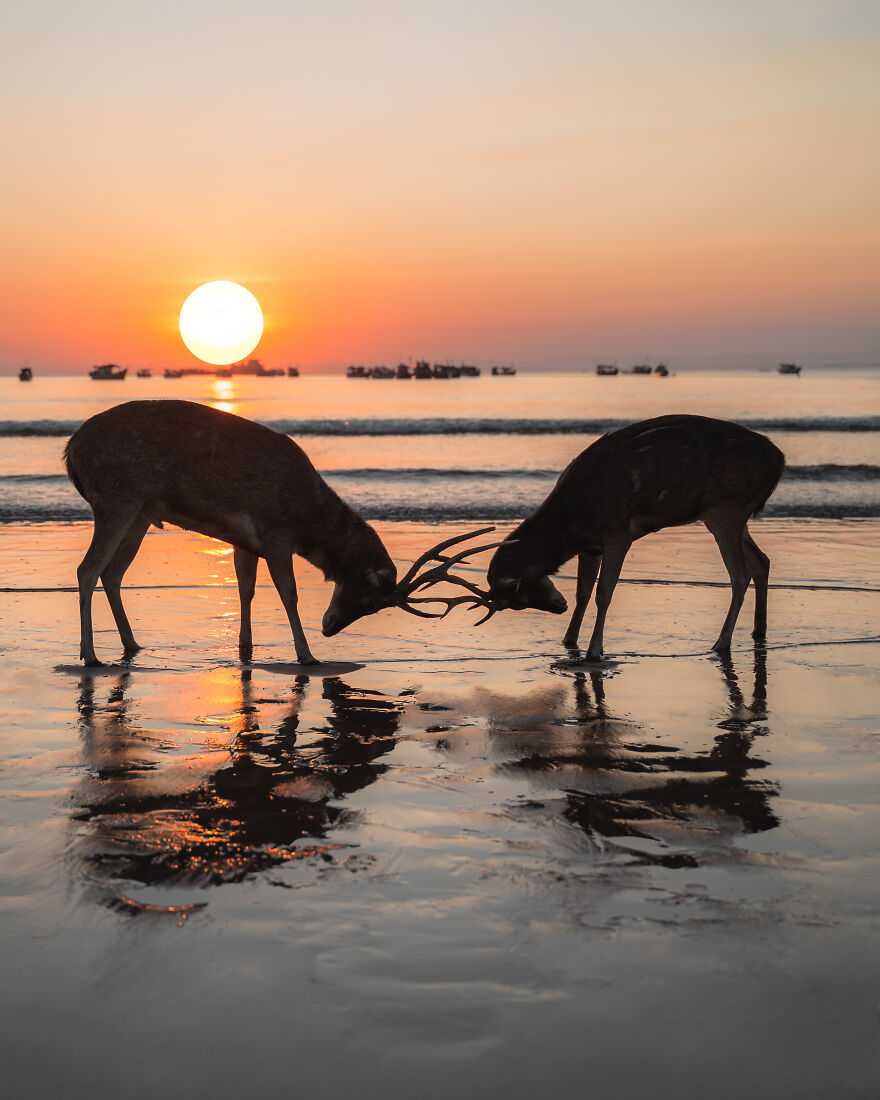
[454,415,785,660]
[64,399,499,666]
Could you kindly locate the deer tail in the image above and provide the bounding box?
[751,445,786,517]
[63,438,86,500]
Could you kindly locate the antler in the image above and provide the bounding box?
[394,527,503,624]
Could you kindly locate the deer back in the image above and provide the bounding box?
[64,400,393,581]
[550,414,785,546]
[66,400,320,508]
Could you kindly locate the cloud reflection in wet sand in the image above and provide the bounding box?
[69,650,779,911]
[429,649,778,870]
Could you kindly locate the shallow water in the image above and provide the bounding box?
[2,371,879,521]
[1,519,878,1097]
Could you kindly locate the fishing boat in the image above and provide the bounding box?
[89,364,127,380]
[654,363,669,377]
[164,368,184,379]
[628,364,652,375]
[347,360,478,379]
[246,358,283,376]
[491,365,516,376]
[18,367,33,382]
[596,364,618,376]
[778,362,802,375]
[136,368,152,378]
[287,367,300,377]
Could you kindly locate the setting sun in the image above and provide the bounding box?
[178,281,264,365]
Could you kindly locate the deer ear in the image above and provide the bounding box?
[366,568,394,588]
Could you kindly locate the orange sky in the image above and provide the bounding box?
[2,1,878,373]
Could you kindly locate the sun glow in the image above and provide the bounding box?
[179,281,264,365]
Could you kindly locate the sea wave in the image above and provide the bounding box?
[2,464,878,485]
[0,420,83,437]
[2,416,880,438]
[0,473,72,483]
[783,464,880,482]
[1,499,878,524]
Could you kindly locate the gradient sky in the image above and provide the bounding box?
[2,0,878,373]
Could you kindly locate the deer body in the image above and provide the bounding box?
[486,415,785,658]
[64,400,397,665]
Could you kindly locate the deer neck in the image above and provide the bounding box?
[514,502,580,576]
[298,488,390,583]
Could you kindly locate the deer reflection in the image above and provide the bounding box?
[494,648,778,866]
[72,669,401,891]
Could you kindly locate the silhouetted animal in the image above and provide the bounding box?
[64,400,398,665]
[486,414,785,658]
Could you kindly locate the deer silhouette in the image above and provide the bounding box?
[484,414,785,658]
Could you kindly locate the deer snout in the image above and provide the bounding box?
[322,574,396,636]
[548,593,568,614]
[321,608,344,637]
[322,600,387,637]
[490,575,567,615]
[529,576,567,614]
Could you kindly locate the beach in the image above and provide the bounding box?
[1,511,879,1098]
[1,372,879,1097]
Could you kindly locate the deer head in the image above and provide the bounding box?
[486,541,568,615]
[322,566,398,637]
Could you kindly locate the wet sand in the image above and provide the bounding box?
[1,519,879,1098]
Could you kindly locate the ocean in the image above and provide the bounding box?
[1,368,878,524]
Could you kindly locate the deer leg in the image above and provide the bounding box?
[705,514,752,652]
[264,550,318,665]
[562,552,601,648]
[76,505,143,666]
[100,513,150,652]
[585,541,630,660]
[234,547,258,661]
[742,528,770,641]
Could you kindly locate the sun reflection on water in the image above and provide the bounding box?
[72,670,400,896]
[208,378,239,415]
